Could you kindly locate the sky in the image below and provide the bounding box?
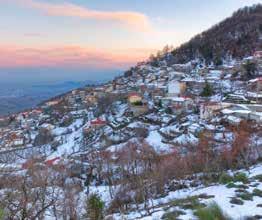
[0,0,261,84]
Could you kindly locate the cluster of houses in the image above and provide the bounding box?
[0,51,261,151]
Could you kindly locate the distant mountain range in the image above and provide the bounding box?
[0,80,98,116]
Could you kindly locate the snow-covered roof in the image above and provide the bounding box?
[162,97,192,102]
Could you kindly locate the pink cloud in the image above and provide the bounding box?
[13,0,152,32]
[0,44,156,69]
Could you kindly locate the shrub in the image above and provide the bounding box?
[230,197,244,205]
[198,194,215,199]
[236,192,253,201]
[235,189,248,194]
[219,173,234,184]
[85,193,104,220]
[161,210,186,219]
[195,202,231,220]
[254,174,262,182]
[253,189,262,197]
[170,196,205,210]
[234,173,249,184]
[226,182,237,188]
[235,184,249,189]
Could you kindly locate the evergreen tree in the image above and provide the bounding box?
[201,81,213,97]
[84,193,104,220]
[242,61,257,79]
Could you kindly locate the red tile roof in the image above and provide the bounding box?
[128,92,141,97]
[91,118,106,125]
[45,157,60,166]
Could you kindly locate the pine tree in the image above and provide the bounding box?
[201,81,213,97]
[84,193,104,220]
[242,61,257,79]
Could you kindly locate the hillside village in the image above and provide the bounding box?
[0,51,261,153]
[0,4,262,220]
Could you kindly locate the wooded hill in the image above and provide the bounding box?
[172,4,262,64]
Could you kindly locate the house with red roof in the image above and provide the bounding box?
[128,92,142,104]
[89,118,107,130]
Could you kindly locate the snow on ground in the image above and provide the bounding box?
[146,130,173,154]
[193,183,262,219]
[173,133,198,145]
[214,132,234,143]
[106,138,139,154]
[128,121,159,131]
[52,127,70,136]
[110,163,262,220]
[160,124,181,134]
[89,185,116,206]
[47,119,84,159]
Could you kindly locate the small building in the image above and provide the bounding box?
[40,123,55,131]
[85,95,97,105]
[200,102,227,120]
[90,118,107,129]
[181,77,205,95]
[46,100,61,106]
[70,109,88,119]
[130,104,149,117]
[161,96,193,114]
[222,105,251,121]
[45,157,60,166]
[223,94,249,104]
[6,131,25,147]
[249,77,262,91]
[224,115,242,126]
[167,81,186,97]
[128,93,142,104]
[169,71,185,80]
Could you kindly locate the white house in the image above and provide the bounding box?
[200,102,231,120]
[167,81,186,97]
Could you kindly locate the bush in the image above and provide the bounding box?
[226,182,237,188]
[235,184,249,190]
[219,173,234,184]
[85,193,104,220]
[234,173,248,184]
[230,197,244,205]
[253,189,262,197]
[254,174,262,182]
[170,196,206,210]
[195,202,231,220]
[236,192,253,201]
[161,210,186,219]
